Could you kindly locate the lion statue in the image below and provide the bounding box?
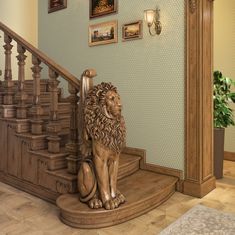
[77,82,126,210]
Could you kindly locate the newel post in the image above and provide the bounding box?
[47,68,61,153]
[66,83,79,174]
[66,69,96,174]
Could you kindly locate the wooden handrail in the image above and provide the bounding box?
[0,21,80,89]
[0,22,98,174]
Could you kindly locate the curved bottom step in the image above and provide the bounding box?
[56,170,178,228]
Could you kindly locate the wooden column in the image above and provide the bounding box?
[47,69,61,153]
[66,83,79,174]
[16,44,28,119]
[184,0,216,197]
[3,34,14,105]
[30,56,44,135]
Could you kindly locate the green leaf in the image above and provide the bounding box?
[213,70,235,128]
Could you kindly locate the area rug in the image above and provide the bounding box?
[159,204,235,235]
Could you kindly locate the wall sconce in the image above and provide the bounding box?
[144,7,162,36]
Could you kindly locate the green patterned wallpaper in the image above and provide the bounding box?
[38,0,185,171]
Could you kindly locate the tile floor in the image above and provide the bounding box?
[0,160,235,235]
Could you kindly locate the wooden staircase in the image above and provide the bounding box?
[0,22,178,228]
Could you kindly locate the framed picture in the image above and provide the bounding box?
[89,20,118,47]
[90,0,117,18]
[122,21,143,41]
[48,0,67,13]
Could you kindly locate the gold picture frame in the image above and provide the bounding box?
[122,21,143,41]
[89,20,118,47]
[48,0,67,13]
[90,0,118,19]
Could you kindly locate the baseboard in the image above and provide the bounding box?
[123,147,183,191]
[0,171,59,203]
[224,151,235,161]
[183,177,216,198]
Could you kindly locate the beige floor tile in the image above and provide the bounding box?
[0,160,235,234]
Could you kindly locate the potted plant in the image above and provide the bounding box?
[213,70,235,178]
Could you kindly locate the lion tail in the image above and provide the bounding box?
[77,160,97,202]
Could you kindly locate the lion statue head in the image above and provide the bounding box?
[84,82,126,153]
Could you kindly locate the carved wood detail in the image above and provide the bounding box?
[16,44,28,119]
[30,56,44,135]
[47,68,61,153]
[21,140,38,184]
[184,0,216,197]
[65,83,79,174]
[56,180,72,194]
[66,69,97,174]
[189,0,197,13]
[3,33,14,105]
[0,120,8,173]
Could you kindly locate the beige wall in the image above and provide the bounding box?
[39,0,185,170]
[214,0,235,152]
[0,0,38,80]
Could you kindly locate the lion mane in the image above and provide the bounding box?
[84,82,126,153]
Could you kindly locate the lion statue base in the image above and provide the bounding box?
[77,82,126,210]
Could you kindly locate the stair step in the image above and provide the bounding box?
[41,102,71,116]
[29,148,69,171]
[13,79,49,92]
[1,79,62,105]
[117,153,141,180]
[56,170,178,228]
[37,153,140,194]
[16,132,48,150]
[25,92,51,104]
[46,153,141,187]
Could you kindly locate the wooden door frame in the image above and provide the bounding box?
[184,0,216,197]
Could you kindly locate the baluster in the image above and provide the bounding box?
[30,56,43,135]
[47,68,61,153]
[15,44,28,119]
[3,33,14,105]
[65,83,79,174]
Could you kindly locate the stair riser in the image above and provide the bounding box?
[57,171,178,229]
[13,80,49,92]
[45,155,141,195]
[118,161,140,180]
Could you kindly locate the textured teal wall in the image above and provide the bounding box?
[38,0,185,171]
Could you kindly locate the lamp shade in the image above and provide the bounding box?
[144,9,155,26]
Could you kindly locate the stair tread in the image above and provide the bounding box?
[46,153,141,181]
[56,170,177,228]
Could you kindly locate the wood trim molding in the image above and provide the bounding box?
[184,0,216,197]
[224,151,235,161]
[183,177,216,198]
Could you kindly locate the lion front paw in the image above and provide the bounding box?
[104,199,119,210]
[116,190,125,204]
[88,198,103,209]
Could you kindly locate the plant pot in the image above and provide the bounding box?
[214,128,225,179]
